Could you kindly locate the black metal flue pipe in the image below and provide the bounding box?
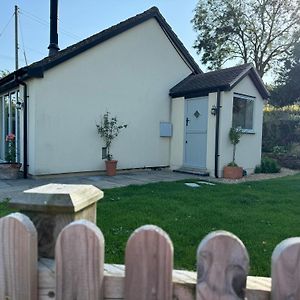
[48,0,59,56]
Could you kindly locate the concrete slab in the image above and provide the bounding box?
[0,169,199,200]
[185,183,200,188]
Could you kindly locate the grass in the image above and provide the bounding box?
[0,199,13,217]
[1,174,300,276]
[97,174,300,277]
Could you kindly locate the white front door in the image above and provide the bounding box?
[184,97,208,169]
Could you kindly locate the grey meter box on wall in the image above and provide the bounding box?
[160,122,172,137]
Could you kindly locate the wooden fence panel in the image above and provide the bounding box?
[196,230,249,300]
[55,220,104,300]
[125,225,173,300]
[271,237,300,299]
[0,213,38,300]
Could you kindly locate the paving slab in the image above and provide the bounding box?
[0,169,199,201]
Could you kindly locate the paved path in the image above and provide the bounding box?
[0,169,199,200]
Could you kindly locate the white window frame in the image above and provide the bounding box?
[232,93,255,134]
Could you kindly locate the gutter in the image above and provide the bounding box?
[214,90,221,178]
[15,77,28,179]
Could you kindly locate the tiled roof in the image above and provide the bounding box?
[170,64,270,99]
[0,6,201,90]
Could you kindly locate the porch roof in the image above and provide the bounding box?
[169,64,270,99]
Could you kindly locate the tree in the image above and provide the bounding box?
[192,0,300,77]
[0,70,10,79]
[270,43,300,106]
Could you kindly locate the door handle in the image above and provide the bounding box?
[186,117,190,126]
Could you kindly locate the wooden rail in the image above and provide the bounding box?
[38,259,271,300]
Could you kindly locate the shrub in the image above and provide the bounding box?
[96,112,127,160]
[262,106,300,152]
[255,158,281,174]
[228,127,242,166]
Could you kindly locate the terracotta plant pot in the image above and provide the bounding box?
[105,160,118,176]
[223,166,243,179]
[0,163,22,179]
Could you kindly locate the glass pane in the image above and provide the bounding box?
[4,95,9,137]
[16,91,20,162]
[0,96,3,160]
[10,92,16,135]
[4,95,9,158]
[232,97,254,130]
[245,100,254,129]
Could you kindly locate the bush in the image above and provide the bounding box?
[255,158,281,174]
[262,105,300,153]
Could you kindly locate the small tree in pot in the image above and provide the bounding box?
[96,112,127,176]
[0,133,22,179]
[223,127,243,179]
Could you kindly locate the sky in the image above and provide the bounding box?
[0,0,210,73]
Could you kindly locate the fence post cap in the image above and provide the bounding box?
[10,183,103,213]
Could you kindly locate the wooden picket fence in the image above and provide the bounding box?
[0,212,299,299]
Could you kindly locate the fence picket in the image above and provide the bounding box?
[271,237,300,299]
[196,230,249,300]
[55,220,104,300]
[0,213,38,300]
[125,225,173,300]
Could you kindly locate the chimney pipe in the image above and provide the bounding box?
[48,0,59,56]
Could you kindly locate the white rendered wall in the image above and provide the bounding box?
[206,92,218,176]
[170,97,185,169]
[218,76,264,177]
[27,19,193,175]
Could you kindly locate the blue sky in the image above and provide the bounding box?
[0,0,209,73]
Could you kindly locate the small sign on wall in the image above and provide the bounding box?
[160,122,172,137]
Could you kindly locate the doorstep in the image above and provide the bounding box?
[174,167,210,177]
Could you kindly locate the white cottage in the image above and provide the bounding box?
[0,6,269,178]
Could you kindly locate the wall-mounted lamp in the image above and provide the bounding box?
[211,105,218,116]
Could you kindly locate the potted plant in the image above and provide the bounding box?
[223,127,243,179]
[0,133,22,179]
[96,112,127,176]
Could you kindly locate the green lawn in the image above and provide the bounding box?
[1,174,300,276]
[97,174,300,277]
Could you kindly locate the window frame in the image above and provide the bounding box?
[232,93,255,134]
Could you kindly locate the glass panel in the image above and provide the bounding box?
[232,97,254,130]
[10,92,16,135]
[0,91,20,162]
[16,91,20,162]
[4,95,9,158]
[0,96,3,160]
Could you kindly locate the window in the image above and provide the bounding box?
[0,91,21,162]
[232,94,254,131]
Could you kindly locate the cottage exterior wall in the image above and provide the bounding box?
[27,19,192,175]
[170,97,185,169]
[206,92,218,176]
[218,76,264,177]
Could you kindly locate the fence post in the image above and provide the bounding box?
[272,237,300,299]
[0,213,38,300]
[125,225,173,300]
[196,230,249,300]
[9,183,103,258]
[55,220,105,300]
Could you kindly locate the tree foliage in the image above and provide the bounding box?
[96,112,127,160]
[192,0,300,77]
[229,127,242,165]
[0,70,9,79]
[270,43,300,106]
